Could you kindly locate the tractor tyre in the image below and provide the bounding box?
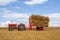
[18,24,26,31]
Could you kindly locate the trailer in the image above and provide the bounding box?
[29,14,49,31]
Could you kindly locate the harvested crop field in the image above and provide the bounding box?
[0,27,60,40]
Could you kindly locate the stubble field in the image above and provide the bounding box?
[0,27,60,40]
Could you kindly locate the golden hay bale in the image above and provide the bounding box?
[29,14,49,27]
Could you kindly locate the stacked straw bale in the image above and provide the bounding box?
[29,14,49,27]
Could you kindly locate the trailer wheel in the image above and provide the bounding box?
[36,26,44,31]
[8,27,13,31]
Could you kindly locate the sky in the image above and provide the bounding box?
[0,0,60,27]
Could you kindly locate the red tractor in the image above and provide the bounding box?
[8,23,26,31]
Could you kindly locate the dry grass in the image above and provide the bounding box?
[0,27,60,40]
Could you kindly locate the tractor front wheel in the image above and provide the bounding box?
[8,27,13,31]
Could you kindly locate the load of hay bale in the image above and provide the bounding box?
[29,14,49,27]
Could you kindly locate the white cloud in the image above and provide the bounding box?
[25,0,48,5]
[44,13,60,27]
[15,6,20,9]
[2,13,30,19]
[3,10,11,13]
[0,21,11,27]
[0,0,17,5]
[0,8,11,13]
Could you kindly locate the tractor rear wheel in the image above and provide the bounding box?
[18,24,26,31]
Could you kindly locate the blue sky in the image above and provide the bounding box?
[0,0,60,27]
